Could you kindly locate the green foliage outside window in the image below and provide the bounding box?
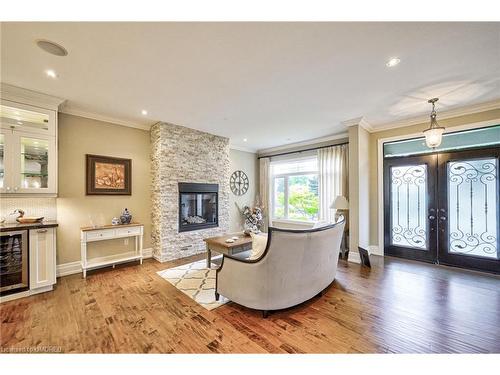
[273,174,319,221]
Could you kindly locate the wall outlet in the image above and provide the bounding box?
[124,238,129,245]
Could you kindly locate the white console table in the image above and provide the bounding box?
[80,223,144,278]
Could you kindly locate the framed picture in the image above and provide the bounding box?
[86,154,132,195]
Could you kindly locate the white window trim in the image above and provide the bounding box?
[270,162,319,222]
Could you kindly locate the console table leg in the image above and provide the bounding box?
[206,243,211,269]
[139,234,143,264]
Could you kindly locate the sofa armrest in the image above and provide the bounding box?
[221,252,253,263]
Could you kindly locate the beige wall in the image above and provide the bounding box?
[56,113,151,264]
[369,108,500,247]
[228,149,259,232]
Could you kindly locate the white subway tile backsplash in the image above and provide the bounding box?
[0,197,57,221]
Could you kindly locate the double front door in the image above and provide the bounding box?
[384,147,499,274]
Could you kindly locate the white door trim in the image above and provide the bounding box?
[377,117,500,256]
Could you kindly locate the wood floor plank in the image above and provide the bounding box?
[1,255,499,353]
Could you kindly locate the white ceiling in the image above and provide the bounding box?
[1,22,499,151]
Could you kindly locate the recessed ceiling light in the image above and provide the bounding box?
[243,138,248,142]
[386,57,401,68]
[17,121,23,125]
[141,110,148,116]
[36,39,68,57]
[46,69,57,78]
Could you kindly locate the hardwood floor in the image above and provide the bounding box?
[1,255,499,353]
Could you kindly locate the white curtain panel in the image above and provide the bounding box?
[318,144,349,222]
[259,157,270,231]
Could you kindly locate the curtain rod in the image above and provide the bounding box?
[257,141,348,160]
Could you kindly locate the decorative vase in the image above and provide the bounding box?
[120,208,132,224]
[111,217,120,225]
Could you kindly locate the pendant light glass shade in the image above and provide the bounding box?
[424,98,445,148]
[424,126,445,148]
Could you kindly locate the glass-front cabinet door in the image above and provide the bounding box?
[12,133,56,194]
[0,100,57,195]
[0,100,55,135]
[0,130,14,194]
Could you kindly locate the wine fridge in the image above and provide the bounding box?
[0,230,29,296]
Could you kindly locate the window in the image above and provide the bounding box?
[383,125,500,158]
[271,156,319,221]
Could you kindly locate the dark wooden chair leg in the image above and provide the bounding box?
[262,310,269,318]
[215,292,220,301]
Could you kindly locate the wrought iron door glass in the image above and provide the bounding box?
[390,165,428,249]
[448,158,498,259]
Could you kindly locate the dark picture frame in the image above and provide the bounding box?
[86,154,132,195]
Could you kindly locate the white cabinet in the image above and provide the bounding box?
[29,227,56,290]
[0,84,64,196]
[0,128,57,194]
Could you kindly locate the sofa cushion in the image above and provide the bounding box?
[249,232,268,260]
[312,220,330,229]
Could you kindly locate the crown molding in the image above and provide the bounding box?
[60,106,153,131]
[230,145,258,153]
[342,116,373,132]
[0,82,66,111]
[258,131,348,155]
[371,98,500,132]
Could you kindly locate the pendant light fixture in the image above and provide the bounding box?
[423,98,445,148]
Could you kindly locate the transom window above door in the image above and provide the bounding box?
[271,156,319,222]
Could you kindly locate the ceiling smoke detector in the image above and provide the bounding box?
[36,39,68,56]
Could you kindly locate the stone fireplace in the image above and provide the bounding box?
[151,122,229,262]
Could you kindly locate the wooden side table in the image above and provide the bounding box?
[80,223,144,278]
[203,233,253,268]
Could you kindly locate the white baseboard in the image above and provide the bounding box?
[348,250,361,264]
[56,261,81,277]
[348,245,382,264]
[0,285,53,303]
[368,245,383,256]
[56,248,153,277]
[143,247,152,258]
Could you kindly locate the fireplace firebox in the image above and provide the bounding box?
[178,183,218,232]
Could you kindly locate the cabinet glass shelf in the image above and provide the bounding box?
[21,173,48,176]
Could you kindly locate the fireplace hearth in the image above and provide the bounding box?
[178,183,218,232]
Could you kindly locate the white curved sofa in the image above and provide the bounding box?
[215,217,345,317]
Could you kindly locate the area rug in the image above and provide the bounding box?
[156,257,229,310]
